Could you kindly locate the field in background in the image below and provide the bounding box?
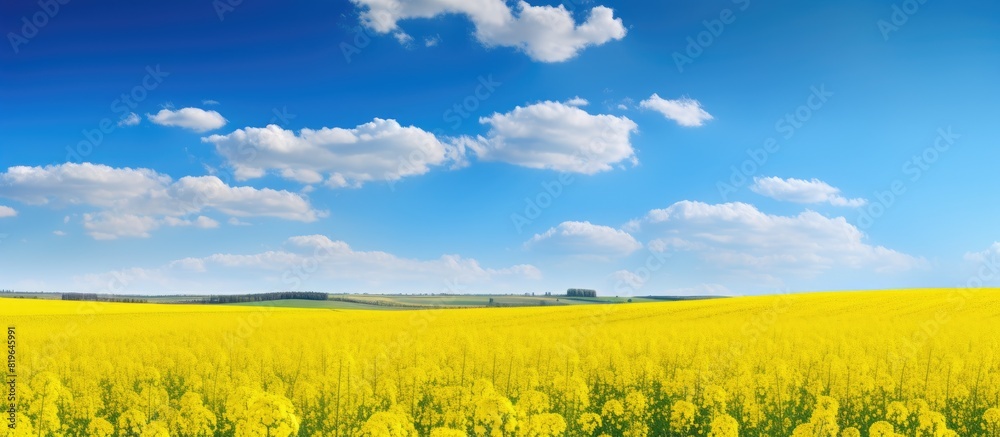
[0,291,677,309]
[3,289,1000,437]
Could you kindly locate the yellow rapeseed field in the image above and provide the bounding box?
[3,289,1000,437]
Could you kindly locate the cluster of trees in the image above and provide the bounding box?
[201,291,328,304]
[60,293,147,303]
[566,288,597,297]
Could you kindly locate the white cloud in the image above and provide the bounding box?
[83,212,160,240]
[74,235,542,294]
[52,230,67,236]
[203,119,463,188]
[148,107,227,132]
[463,100,638,174]
[964,242,1000,264]
[0,205,15,218]
[424,35,440,47]
[351,0,626,62]
[526,221,641,258]
[0,163,322,239]
[640,94,713,127]
[751,176,866,207]
[393,31,413,45]
[636,200,923,275]
[118,112,141,127]
[227,217,251,226]
[565,96,588,106]
[202,99,220,106]
[83,213,220,240]
[164,215,220,229]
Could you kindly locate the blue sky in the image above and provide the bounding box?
[1,0,998,295]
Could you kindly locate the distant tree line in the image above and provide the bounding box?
[566,288,597,297]
[201,291,328,304]
[60,293,147,303]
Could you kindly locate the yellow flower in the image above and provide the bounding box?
[175,392,217,437]
[140,420,171,437]
[360,411,418,437]
[429,428,467,437]
[708,414,739,437]
[118,408,148,437]
[886,401,909,426]
[473,386,517,437]
[624,390,648,421]
[601,399,624,420]
[840,426,861,437]
[86,417,115,437]
[984,407,1000,430]
[869,421,895,437]
[793,423,816,437]
[226,389,300,437]
[916,411,949,437]
[577,412,602,435]
[524,413,567,437]
[701,385,729,413]
[669,400,697,433]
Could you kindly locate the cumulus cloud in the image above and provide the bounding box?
[0,205,15,218]
[526,221,641,258]
[203,119,464,188]
[635,200,923,275]
[462,100,638,174]
[74,235,542,294]
[351,0,626,62]
[751,176,866,207]
[640,94,713,127]
[0,163,322,239]
[148,107,227,132]
[117,112,140,127]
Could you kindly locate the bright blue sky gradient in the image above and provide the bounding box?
[1,0,998,295]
